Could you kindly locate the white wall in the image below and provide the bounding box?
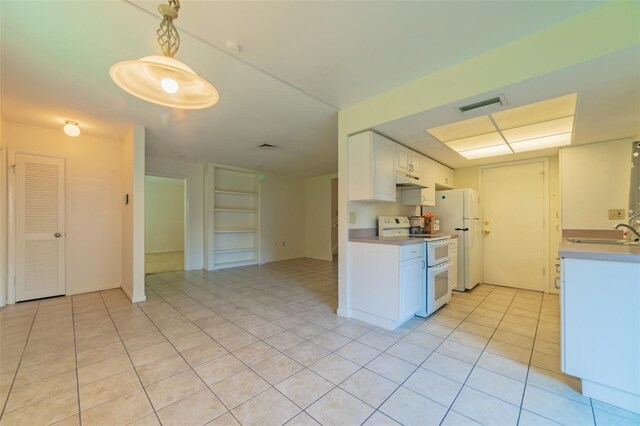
[560,139,632,230]
[347,195,418,230]
[4,121,124,297]
[0,116,7,307]
[304,173,337,261]
[260,173,305,263]
[146,156,204,270]
[145,176,184,253]
[121,126,146,303]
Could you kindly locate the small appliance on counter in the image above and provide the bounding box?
[408,214,440,235]
[408,216,425,234]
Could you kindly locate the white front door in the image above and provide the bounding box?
[481,161,546,291]
[15,153,66,301]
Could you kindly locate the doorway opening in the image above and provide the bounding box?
[331,178,338,260]
[145,175,187,274]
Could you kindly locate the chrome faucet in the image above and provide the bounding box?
[615,223,640,241]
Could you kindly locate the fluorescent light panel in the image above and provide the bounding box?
[425,93,577,160]
[445,132,505,151]
[427,115,496,142]
[501,116,574,143]
[510,133,572,153]
[459,144,512,159]
[491,93,577,129]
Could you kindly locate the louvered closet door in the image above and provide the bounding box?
[15,154,66,301]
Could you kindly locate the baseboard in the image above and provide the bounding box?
[145,249,184,254]
[305,254,333,262]
[66,283,121,296]
[120,284,133,301]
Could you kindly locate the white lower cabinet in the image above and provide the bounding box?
[349,242,425,330]
[561,257,640,414]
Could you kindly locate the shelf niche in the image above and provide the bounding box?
[211,166,260,269]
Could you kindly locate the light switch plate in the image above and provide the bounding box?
[608,209,625,220]
[349,211,357,224]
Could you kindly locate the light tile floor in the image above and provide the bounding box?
[145,251,184,275]
[1,258,639,425]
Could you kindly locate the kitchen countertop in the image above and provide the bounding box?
[349,234,455,246]
[559,239,640,263]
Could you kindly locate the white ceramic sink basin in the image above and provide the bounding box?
[566,238,640,246]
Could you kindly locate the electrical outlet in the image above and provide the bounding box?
[349,211,357,224]
[608,209,625,220]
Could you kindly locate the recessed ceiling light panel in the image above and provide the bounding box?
[510,133,572,153]
[445,132,505,152]
[459,144,512,160]
[501,116,574,143]
[491,93,577,129]
[427,116,496,142]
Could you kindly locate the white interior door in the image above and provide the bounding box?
[481,161,546,291]
[15,153,65,301]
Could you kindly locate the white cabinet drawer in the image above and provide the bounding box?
[400,244,423,261]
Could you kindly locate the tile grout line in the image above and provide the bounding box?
[70,297,83,426]
[357,286,500,426]
[430,286,512,426]
[97,292,162,426]
[0,301,41,420]
[514,290,546,426]
[147,277,357,423]
[149,274,361,423]
[137,286,250,425]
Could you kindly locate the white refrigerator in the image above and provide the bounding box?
[424,188,482,291]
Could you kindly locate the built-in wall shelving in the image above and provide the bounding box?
[211,166,260,269]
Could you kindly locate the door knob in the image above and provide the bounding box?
[54,232,62,238]
[483,229,491,235]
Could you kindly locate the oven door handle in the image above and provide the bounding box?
[430,261,452,272]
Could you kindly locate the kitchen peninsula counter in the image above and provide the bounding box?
[559,239,640,262]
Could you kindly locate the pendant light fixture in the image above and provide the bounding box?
[110,0,219,109]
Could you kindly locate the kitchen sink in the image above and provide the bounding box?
[566,238,640,246]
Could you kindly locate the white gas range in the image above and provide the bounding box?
[378,216,453,316]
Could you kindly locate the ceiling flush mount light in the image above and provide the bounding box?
[110,0,219,109]
[426,93,577,160]
[63,121,80,137]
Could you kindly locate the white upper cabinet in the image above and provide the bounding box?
[348,131,397,202]
[397,146,423,178]
[401,187,435,207]
[425,158,454,189]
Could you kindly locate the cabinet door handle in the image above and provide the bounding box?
[422,261,426,269]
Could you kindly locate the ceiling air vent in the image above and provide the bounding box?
[459,95,507,112]
[258,143,277,149]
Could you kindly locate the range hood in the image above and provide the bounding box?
[396,170,427,189]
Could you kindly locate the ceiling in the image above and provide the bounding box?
[375,46,640,169]
[0,1,613,176]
